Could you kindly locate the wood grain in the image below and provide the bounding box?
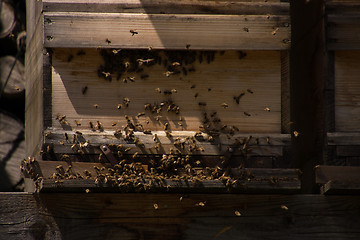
[42,0,288,15]
[25,13,45,158]
[327,132,360,145]
[334,51,360,132]
[43,13,290,50]
[1,193,360,240]
[315,165,360,184]
[50,49,282,134]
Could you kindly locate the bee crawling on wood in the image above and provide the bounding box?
[93,104,99,109]
[130,29,138,36]
[244,112,251,117]
[123,97,130,107]
[233,93,245,104]
[221,103,229,109]
[264,107,271,112]
[137,112,145,118]
[105,38,111,44]
[82,86,88,95]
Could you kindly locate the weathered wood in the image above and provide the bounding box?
[334,51,360,132]
[315,165,360,184]
[25,13,45,158]
[327,132,360,145]
[0,112,25,191]
[42,0,289,15]
[336,146,360,157]
[25,0,43,44]
[321,180,360,195]
[24,160,300,193]
[50,49,282,134]
[1,193,360,240]
[280,51,290,134]
[0,56,25,97]
[43,13,290,50]
[327,15,360,50]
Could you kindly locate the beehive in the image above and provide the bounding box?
[24,0,298,193]
[325,1,360,166]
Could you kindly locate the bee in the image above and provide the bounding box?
[74,120,81,126]
[264,107,271,112]
[244,112,251,117]
[198,102,207,106]
[233,93,245,104]
[172,62,181,66]
[123,97,130,107]
[171,89,177,93]
[155,88,161,93]
[124,147,131,152]
[85,189,90,193]
[148,46,153,51]
[238,51,247,59]
[247,89,254,94]
[272,27,279,35]
[75,130,82,135]
[234,210,241,216]
[164,71,174,77]
[45,131,51,137]
[208,88,212,91]
[243,27,249,32]
[96,121,103,130]
[196,201,206,207]
[127,76,135,82]
[153,203,159,209]
[155,116,161,121]
[59,141,64,145]
[124,62,130,69]
[194,93,199,98]
[55,180,64,184]
[154,142,161,151]
[221,103,229,109]
[143,130,152,134]
[190,84,196,89]
[130,29,138,36]
[102,72,111,78]
[82,86,88,95]
[112,49,121,54]
[117,104,122,109]
[153,134,158,142]
[165,131,172,138]
[94,104,99,109]
[164,122,169,131]
[137,112,145,118]
[89,121,94,129]
[132,152,138,159]
[105,38,111,44]
[293,131,300,137]
[112,122,117,127]
[281,205,289,210]
[186,44,191,49]
[266,136,270,144]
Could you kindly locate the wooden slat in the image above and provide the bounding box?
[327,15,360,50]
[42,0,289,15]
[50,49,282,134]
[315,165,360,184]
[280,50,290,133]
[25,13,45,158]
[43,13,290,50]
[336,146,360,157]
[321,180,360,195]
[327,132,360,145]
[1,193,360,240]
[334,51,360,131]
[23,160,299,193]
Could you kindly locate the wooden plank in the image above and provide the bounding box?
[42,0,289,15]
[334,51,360,131]
[336,146,360,157]
[327,15,360,50]
[1,193,360,240]
[25,0,43,44]
[50,49,282,134]
[44,131,290,156]
[321,180,360,195]
[327,132,360,145]
[25,13,45,158]
[280,51,290,133]
[43,13,291,50]
[315,165,360,184]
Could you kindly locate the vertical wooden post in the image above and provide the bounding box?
[290,0,325,193]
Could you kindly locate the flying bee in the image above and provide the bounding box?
[243,27,249,32]
[105,38,111,44]
[221,103,229,108]
[153,203,159,210]
[127,76,135,82]
[130,29,138,36]
[172,62,181,66]
[233,93,245,104]
[164,71,174,77]
[281,205,289,210]
[132,152,138,159]
[137,112,145,118]
[194,93,199,98]
[272,27,279,35]
[117,104,122,109]
[244,112,251,116]
[124,62,130,69]
[155,88,161,93]
[112,49,121,54]
[293,131,300,137]
[235,210,241,216]
[247,89,254,94]
[171,89,177,93]
[196,201,206,207]
[264,107,271,112]
[102,71,111,78]
[94,104,99,109]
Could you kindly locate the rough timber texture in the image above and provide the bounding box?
[0,193,360,240]
[50,49,282,133]
[334,51,360,132]
[43,13,290,50]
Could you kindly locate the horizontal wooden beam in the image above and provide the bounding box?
[1,193,360,240]
[42,0,289,15]
[327,14,360,50]
[327,132,360,145]
[44,130,290,156]
[321,180,360,195]
[43,13,291,50]
[315,165,360,184]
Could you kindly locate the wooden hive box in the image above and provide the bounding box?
[316,0,360,194]
[24,0,299,193]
